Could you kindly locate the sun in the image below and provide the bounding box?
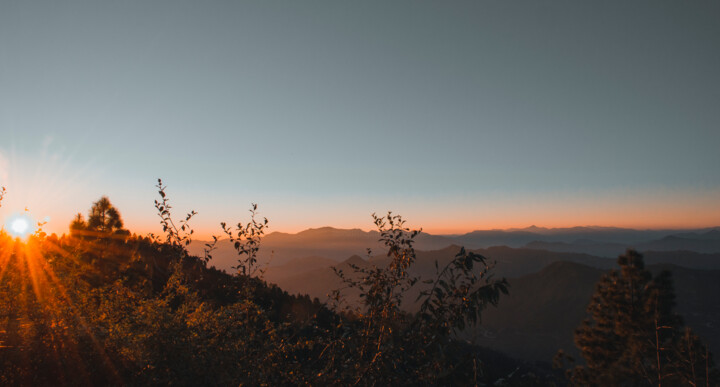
[12,217,29,234]
[5,213,36,238]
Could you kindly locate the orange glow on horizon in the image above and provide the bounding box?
[2,171,718,239]
[11,202,720,241]
[58,193,720,240]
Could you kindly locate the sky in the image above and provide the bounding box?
[0,0,719,237]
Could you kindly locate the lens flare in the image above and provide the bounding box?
[5,213,36,238]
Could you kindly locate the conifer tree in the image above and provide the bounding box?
[569,249,717,386]
[69,212,87,235]
[87,196,124,234]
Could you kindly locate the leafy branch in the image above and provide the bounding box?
[221,203,269,277]
[328,212,509,384]
[416,247,508,335]
[153,178,197,259]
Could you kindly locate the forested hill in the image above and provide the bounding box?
[0,229,544,385]
[0,191,716,385]
[475,261,720,362]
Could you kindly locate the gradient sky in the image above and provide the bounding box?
[1,0,719,237]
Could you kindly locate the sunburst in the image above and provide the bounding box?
[5,213,36,239]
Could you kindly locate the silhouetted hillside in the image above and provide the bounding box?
[261,246,615,302]
[194,226,720,273]
[639,232,720,254]
[474,262,720,362]
[524,240,629,257]
[191,227,456,270]
[259,244,720,366]
[453,226,717,248]
[524,229,720,257]
[643,250,720,269]
[262,244,720,306]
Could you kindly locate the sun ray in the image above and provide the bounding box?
[0,230,125,384]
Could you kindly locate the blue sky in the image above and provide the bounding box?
[1,1,718,236]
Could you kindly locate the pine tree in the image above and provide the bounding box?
[569,249,717,386]
[69,213,87,235]
[87,196,124,234]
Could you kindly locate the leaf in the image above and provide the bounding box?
[438,279,448,290]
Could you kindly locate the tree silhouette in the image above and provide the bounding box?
[330,212,509,384]
[87,196,125,234]
[69,213,87,235]
[567,249,717,385]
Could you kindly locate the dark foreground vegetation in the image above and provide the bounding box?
[0,181,717,386]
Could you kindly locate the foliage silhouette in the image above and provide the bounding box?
[69,213,87,235]
[0,181,549,385]
[328,212,510,385]
[220,203,268,276]
[87,196,125,234]
[153,179,196,251]
[559,249,718,386]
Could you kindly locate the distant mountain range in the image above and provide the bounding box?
[189,226,720,272]
[258,250,720,363]
[453,225,710,246]
[525,229,720,257]
[260,246,720,302]
[186,226,720,364]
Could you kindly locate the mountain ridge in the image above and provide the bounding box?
[191,226,720,271]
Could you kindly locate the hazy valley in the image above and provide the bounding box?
[189,225,720,365]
